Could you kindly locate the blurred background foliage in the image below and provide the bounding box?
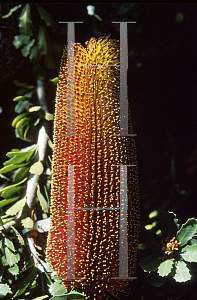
[0,3,197,300]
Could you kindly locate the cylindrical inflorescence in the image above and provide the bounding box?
[46,36,140,300]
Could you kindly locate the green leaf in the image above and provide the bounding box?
[15,101,29,114]
[1,185,25,199]
[13,167,30,183]
[6,196,26,216]
[158,259,174,277]
[48,139,53,150]
[49,292,86,300]
[36,4,52,26]
[0,284,12,298]
[174,260,191,282]
[29,106,42,112]
[0,197,20,209]
[29,44,42,63]
[21,39,35,57]
[13,267,37,298]
[8,264,19,276]
[37,185,48,213]
[0,178,27,198]
[4,237,20,267]
[181,245,197,263]
[50,77,59,85]
[11,226,25,246]
[33,296,49,300]
[21,217,34,229]
[38,25,48,55]
[13,96,31,102]
[6,146,36,158]
[49,281,67,296]
[13,80,35,89]
[1,4,22,18]
[0,162,29,174]
[4,151,34,166]
[0,259,4,277]
[45,112,54,121]
[13,34,30,49]
[37,260,53,273]
[18,4,33,36]
[140,255,161,273]
[176,218,197,247]
[30,161,43,175]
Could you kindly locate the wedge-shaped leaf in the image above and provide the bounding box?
[158,259,174,277]
[181,245,197,263]
[37,185,48,213]
[13,267,37,298]
[140,255,161,273]
[21,39,35,57]
[13,80,35,89]
[45,112,54,121]
[4,237,20,267]
[8,264,19,276]
[29,106,42,112]
[13,96,31,102]
[2,4,22,18]
[0,284,12,298]
[30,161,43,175]
[0,197,20,208]
[174,260,191,282]
[13,34,30,49]
[11,226,25,246]
[37,260,54,273]
[6,196,26,216]
[38,25,48,55]
[13,167,30,183]
[18,4,33,36]
[37,4,52,26]
[21,217,34,229]
[49,281,67,296]
[50,77,58,85]
[176,218,197,247]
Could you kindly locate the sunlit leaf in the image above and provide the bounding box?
[0,197,20,209]
[21,39,36,57]
[0,284,12,298]
[13,34,30,49]
[176,218,197,247]
[50,77,59,85]
[8,264,19,276]
[158,259,173,277]
[29,106,42,112]
[21,217,34,229]
[49,281,67,296]
[18,4,33,36]
[174,261,191,282]
[13,167,30,183]
[37,185,48,213]
[2,4,22,18]
[6,196,26,216]
[30,161,43,175]
[45,112,54,121]
[181,245,197,263]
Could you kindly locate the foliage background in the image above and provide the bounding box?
[0,3,196,300]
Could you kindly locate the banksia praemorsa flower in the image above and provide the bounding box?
[46,36,140,299]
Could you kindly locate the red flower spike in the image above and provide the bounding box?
[46,36,140,299]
